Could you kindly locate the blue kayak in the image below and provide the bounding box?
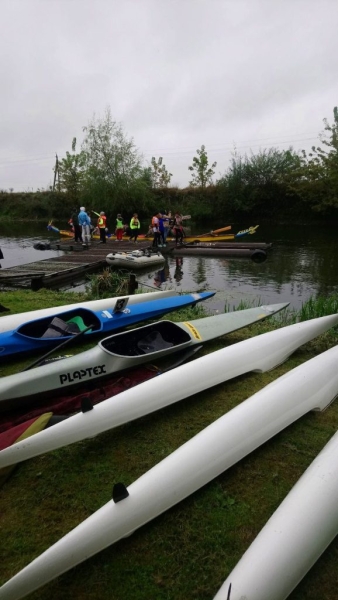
[0,292,215,359]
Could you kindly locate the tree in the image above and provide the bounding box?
[80,107,147,212]
[57,138,87,203]
[150,156,172,188]
[188,145,216,188]
[290,107,338,212]
[216,147,301,216]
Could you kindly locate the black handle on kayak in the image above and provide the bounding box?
[21,324,95,372]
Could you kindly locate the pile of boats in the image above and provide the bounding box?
[0,289,338,600]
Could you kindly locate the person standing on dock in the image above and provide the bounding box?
[172,212,185,246]
[129,213,140,242]
[78,207,91,247]
[95,211,107,243]
[70,208,82,243]
[159,211,171,246]
[115,214,125,241]
[152,213,161,248]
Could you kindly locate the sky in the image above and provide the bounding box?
[0,0,337,191]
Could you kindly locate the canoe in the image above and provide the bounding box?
[0,303,289,411]
[0,290,177,334]
[0,292,214,360]
[0,346,204,433]
[58,230,238,242]
[1,311,337,471]
[235,224,259,237]
[213,430,338,600]
[53,223,257,244]
[2,335,338,599]
[106,249,165,269]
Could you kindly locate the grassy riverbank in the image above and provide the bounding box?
[1,290,338,599]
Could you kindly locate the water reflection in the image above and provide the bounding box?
[0,221,338,311]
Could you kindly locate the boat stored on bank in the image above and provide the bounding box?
[213,430,338,600]
[0,303,288,411]
[2,333,338,600]
[0,292,214,360]
[1,312,337,472]
[0,291,177,334]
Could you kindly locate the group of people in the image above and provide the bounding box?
[70,207,107,246]
[69,208,186,247]
[151,211,186,248]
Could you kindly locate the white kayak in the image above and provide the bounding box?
[0,290,176,334]
[213,430,338,600]
[0,303,289,410]
[1,335,338,600]
[0,313,337,470]
[106,249,165,269]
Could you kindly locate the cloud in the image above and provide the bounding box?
[0,0,337,189]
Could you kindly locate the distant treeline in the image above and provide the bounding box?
[0,183,335,227]
[2,105,338,225]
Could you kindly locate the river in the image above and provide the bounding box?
[0,221,337,313]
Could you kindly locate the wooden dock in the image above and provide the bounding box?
[0,237,272,290]
[0,240,153,290]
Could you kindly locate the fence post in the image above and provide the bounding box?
[128,273,138,295]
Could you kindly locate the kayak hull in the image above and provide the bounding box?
[0,290,177,334]
[2,333,338,600]
[213,430,338,600]
[1,313,337,470]
[0,303,289,409]
[0,292,214,359]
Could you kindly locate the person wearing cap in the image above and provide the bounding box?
[78,207,91,246]
[115,213,124,241]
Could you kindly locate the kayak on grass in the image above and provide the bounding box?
[2,333,338,600]
[0,303,289,411]
[0,292,214,360]
[0,290,178,334]
[0,346,204,433]
[1,311,337,473]
[213,430,338,600]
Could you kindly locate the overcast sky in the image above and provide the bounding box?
[0,0,337,191]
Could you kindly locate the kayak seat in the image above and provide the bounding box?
[66,316,91,333]
[137,331,174,355]
[41,316,82,339]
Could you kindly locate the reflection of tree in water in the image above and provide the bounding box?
[191,257,207,286]
[226,244,335,299]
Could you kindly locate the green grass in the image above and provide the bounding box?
[1,291,338,599]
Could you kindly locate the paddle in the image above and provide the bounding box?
[21,324,95,372]
[196,225,232,237]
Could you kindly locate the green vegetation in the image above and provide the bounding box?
[2,106,338,225]
[188,144,217,188]
[1,291,338,598]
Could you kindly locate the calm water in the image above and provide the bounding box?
[0,221,337,313]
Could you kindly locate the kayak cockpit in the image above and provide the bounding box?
[17,309,102,340]
[101,320,191,357]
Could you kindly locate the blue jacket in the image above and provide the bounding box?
[78,210,91,227]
